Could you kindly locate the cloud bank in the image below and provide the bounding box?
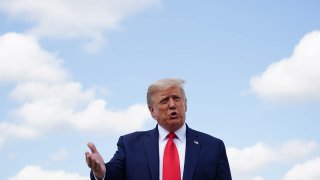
[227,140,318,179]
[0,0,160,52]
[0,32,151,148]
[283,156,320,180]
[8,165,88,180]
[250,31,320,104]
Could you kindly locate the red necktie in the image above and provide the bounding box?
[163,132,181,180]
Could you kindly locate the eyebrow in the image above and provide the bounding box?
[159,96,169,102]
[159,94,182,101]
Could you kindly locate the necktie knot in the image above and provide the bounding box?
[168,132,176,141]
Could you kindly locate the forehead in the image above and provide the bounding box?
[154,86,184,98]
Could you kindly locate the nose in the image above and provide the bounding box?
[169,98,176,109]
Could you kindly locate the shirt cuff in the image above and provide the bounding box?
[93,172,105,180]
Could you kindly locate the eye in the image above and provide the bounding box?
[159,97,168,104]
[173,95,181,101]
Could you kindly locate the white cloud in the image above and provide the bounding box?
[227,140,318,179]
[0,0,161,52]
[0,32,151,147]
[250,31,320,104]
[283,157,320,180]
[0,122,38,138]
[10,81,95,104]
[234,176,265,180]
[51,148,69,161]
[228,143,276,173]
[277,140,318,163]
[8,165,88,180]
[0,33,67,82]
[252,176,264,180]
[73,101,149,134]
[10,81,96,131]
[0,121,39,147]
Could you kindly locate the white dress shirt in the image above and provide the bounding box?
[158,123,186,180]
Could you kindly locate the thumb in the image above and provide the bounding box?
[87,142,98,154]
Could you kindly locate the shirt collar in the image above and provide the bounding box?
[158,123,186,143]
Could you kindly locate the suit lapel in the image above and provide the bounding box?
[144,126,159,180]
[183,126,200,180]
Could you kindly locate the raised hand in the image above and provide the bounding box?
[85,142,106,180]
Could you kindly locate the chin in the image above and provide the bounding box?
[168,122,183,130]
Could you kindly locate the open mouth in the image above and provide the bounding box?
[170,112,178,119]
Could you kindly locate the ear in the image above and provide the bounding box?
[148,106,156,119]
[184,102,187,112]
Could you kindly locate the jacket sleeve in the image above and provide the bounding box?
[215,140,232,180]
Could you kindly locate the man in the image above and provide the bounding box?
[85,78,232,180]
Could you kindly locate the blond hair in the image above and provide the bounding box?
[147,78,186,106]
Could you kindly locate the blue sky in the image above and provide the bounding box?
[0,1,320,180]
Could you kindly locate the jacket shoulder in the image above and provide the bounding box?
[120,128,157,141]
[188,127,223,144]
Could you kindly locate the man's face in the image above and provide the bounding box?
[149,86,187,132]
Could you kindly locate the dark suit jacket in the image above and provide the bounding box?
[91,125,232,180]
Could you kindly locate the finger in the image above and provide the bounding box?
[85,151,90,158]
[87,142,98,154]
[85,153,93,168]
